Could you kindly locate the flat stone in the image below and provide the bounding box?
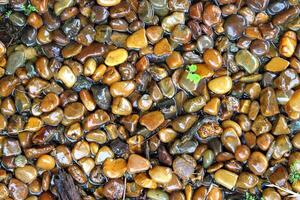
[235,50,259,74]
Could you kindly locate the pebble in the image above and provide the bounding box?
[149,166,173,184]
[95,146,114,165]
[127,29,148,49]
[224,14,247,40]
[9,178,28,200]
[103,158,127,179]
[15,165,37,184]
[54,0,74,16]
[139,111,164,131]
[248,151,268,175]
[236,172,259,189]
[214,169,238,190]
[57,66,77,88]
[55,145,72,167]
[134,173,157,189]
[112,97,132,116]
[260,87,279,117]
[279,31,297,58]
[203,49,223,70]
[162,12,185,32]
[173,155,196,180]
[235,50,259,74]
[203,4,221,26]
[208,76,232,94]
[103,179,124,200]
[287,89,300,112]
[154,38,172,56]
[147,189,169,200]
[127,154,151,174]
[105,49,128,66]
[265,57,289,72]
[36,155,55,170]
[96,0,121,7]
[5,51,25,75]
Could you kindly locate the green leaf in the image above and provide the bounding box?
[289,160,300,183]
[187,64,197,72]
[187,73,202,84]
[5,10,12,18]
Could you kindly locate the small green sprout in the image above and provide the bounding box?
[289,160,300,184]
[186,64,202,84]
[245,192,256,200]
[20,4,38,15]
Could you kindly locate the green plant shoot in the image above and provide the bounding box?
[186,64,202,84]
[20,4,38,15]
[289,160,300,184]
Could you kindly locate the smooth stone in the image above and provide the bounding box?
[208,76,232,94]
[214,169,238,190]
[103,179,124,199]
[251,115,272,135]
[127,29,148,49]
[154,38,172,56]
[236,172,259,189]
[197,35,214,53]
[105,49,128,66]
[273,135,292,159]
[162,12,185,32]
[103,158,127,179]
[173,154,196,180]
[147,189,169,200]
[265,57,289,72]
[235,50,259,74]
[127,154,151,174]
[5,51,25,75]
[15,165,37,184]
[54,0,74,15]
[57,65,77,88]
[95,146,114,165]
[260,87,280,117]
[96,0,121,6]
[139,111,164,131]
[288,89,300,112]
[9,178,28,200]
[248,151,268,175]
[61,42,82,58]
[95,25,112,43]
[138,0,154,24]
[170,139,198,155]
[224,14,247,40]
[134,173,157,189]
[112,97,132,116]
[91,85,112,110]
[149,166,173,184]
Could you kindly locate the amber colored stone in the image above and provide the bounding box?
[27,13,43,29]
[195,64,214,78]
[166,51,184,69]
[214,169,238,190]
[208,76,232,94]
[154,38,172,56]
[203,97,220,116]
[127,29,148,49]
[105,49,128,66]
[134,173,157,189]
[139,111,165,131]
[36,155,55,170]
[248,151,268,175]
[279,31,297,58]
[103,158,127,179]
[203,49,223,70]
[149,166,173,184]
[265,57,289,72]
[127,154,151,174]
[146,26,164,44]
[287,89,300,112]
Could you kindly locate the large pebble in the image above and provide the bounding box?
[149,166,173,184]
[97,0,121,6]
[127,29,148,49]
[208,76,232,94]
[235,50,259,74]
[139,111,164,131]
[127,154,151,174]
[5,51,25,75]
[58,66,77,88]
[248,151,268,175]
[15,165,37,184]
[105,49,128,66]
[214,169,238,190]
